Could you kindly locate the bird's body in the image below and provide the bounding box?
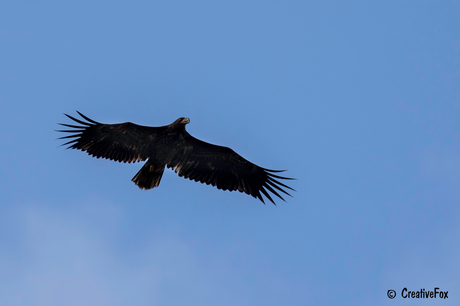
[58,112,294,204]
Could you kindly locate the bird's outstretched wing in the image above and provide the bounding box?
[58,111,160,163]
[167,133,295,205]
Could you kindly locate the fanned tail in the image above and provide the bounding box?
[132,160,165,189]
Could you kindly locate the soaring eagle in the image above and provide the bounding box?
[58,112,294,204]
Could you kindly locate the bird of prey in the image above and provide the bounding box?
[58,111,294,204]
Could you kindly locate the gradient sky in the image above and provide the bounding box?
[1,1,459,305]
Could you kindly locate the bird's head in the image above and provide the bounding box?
[170,117,190,131]
[180,117,190,125]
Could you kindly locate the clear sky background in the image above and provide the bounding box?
[1,1,459,305]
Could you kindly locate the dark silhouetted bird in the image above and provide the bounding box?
[58,111,294,204]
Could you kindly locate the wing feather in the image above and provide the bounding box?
[58,112,160,163]
[167,133,295,205]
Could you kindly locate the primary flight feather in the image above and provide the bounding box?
[58,111,294,204]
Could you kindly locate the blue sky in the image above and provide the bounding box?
[1,1,459,305]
